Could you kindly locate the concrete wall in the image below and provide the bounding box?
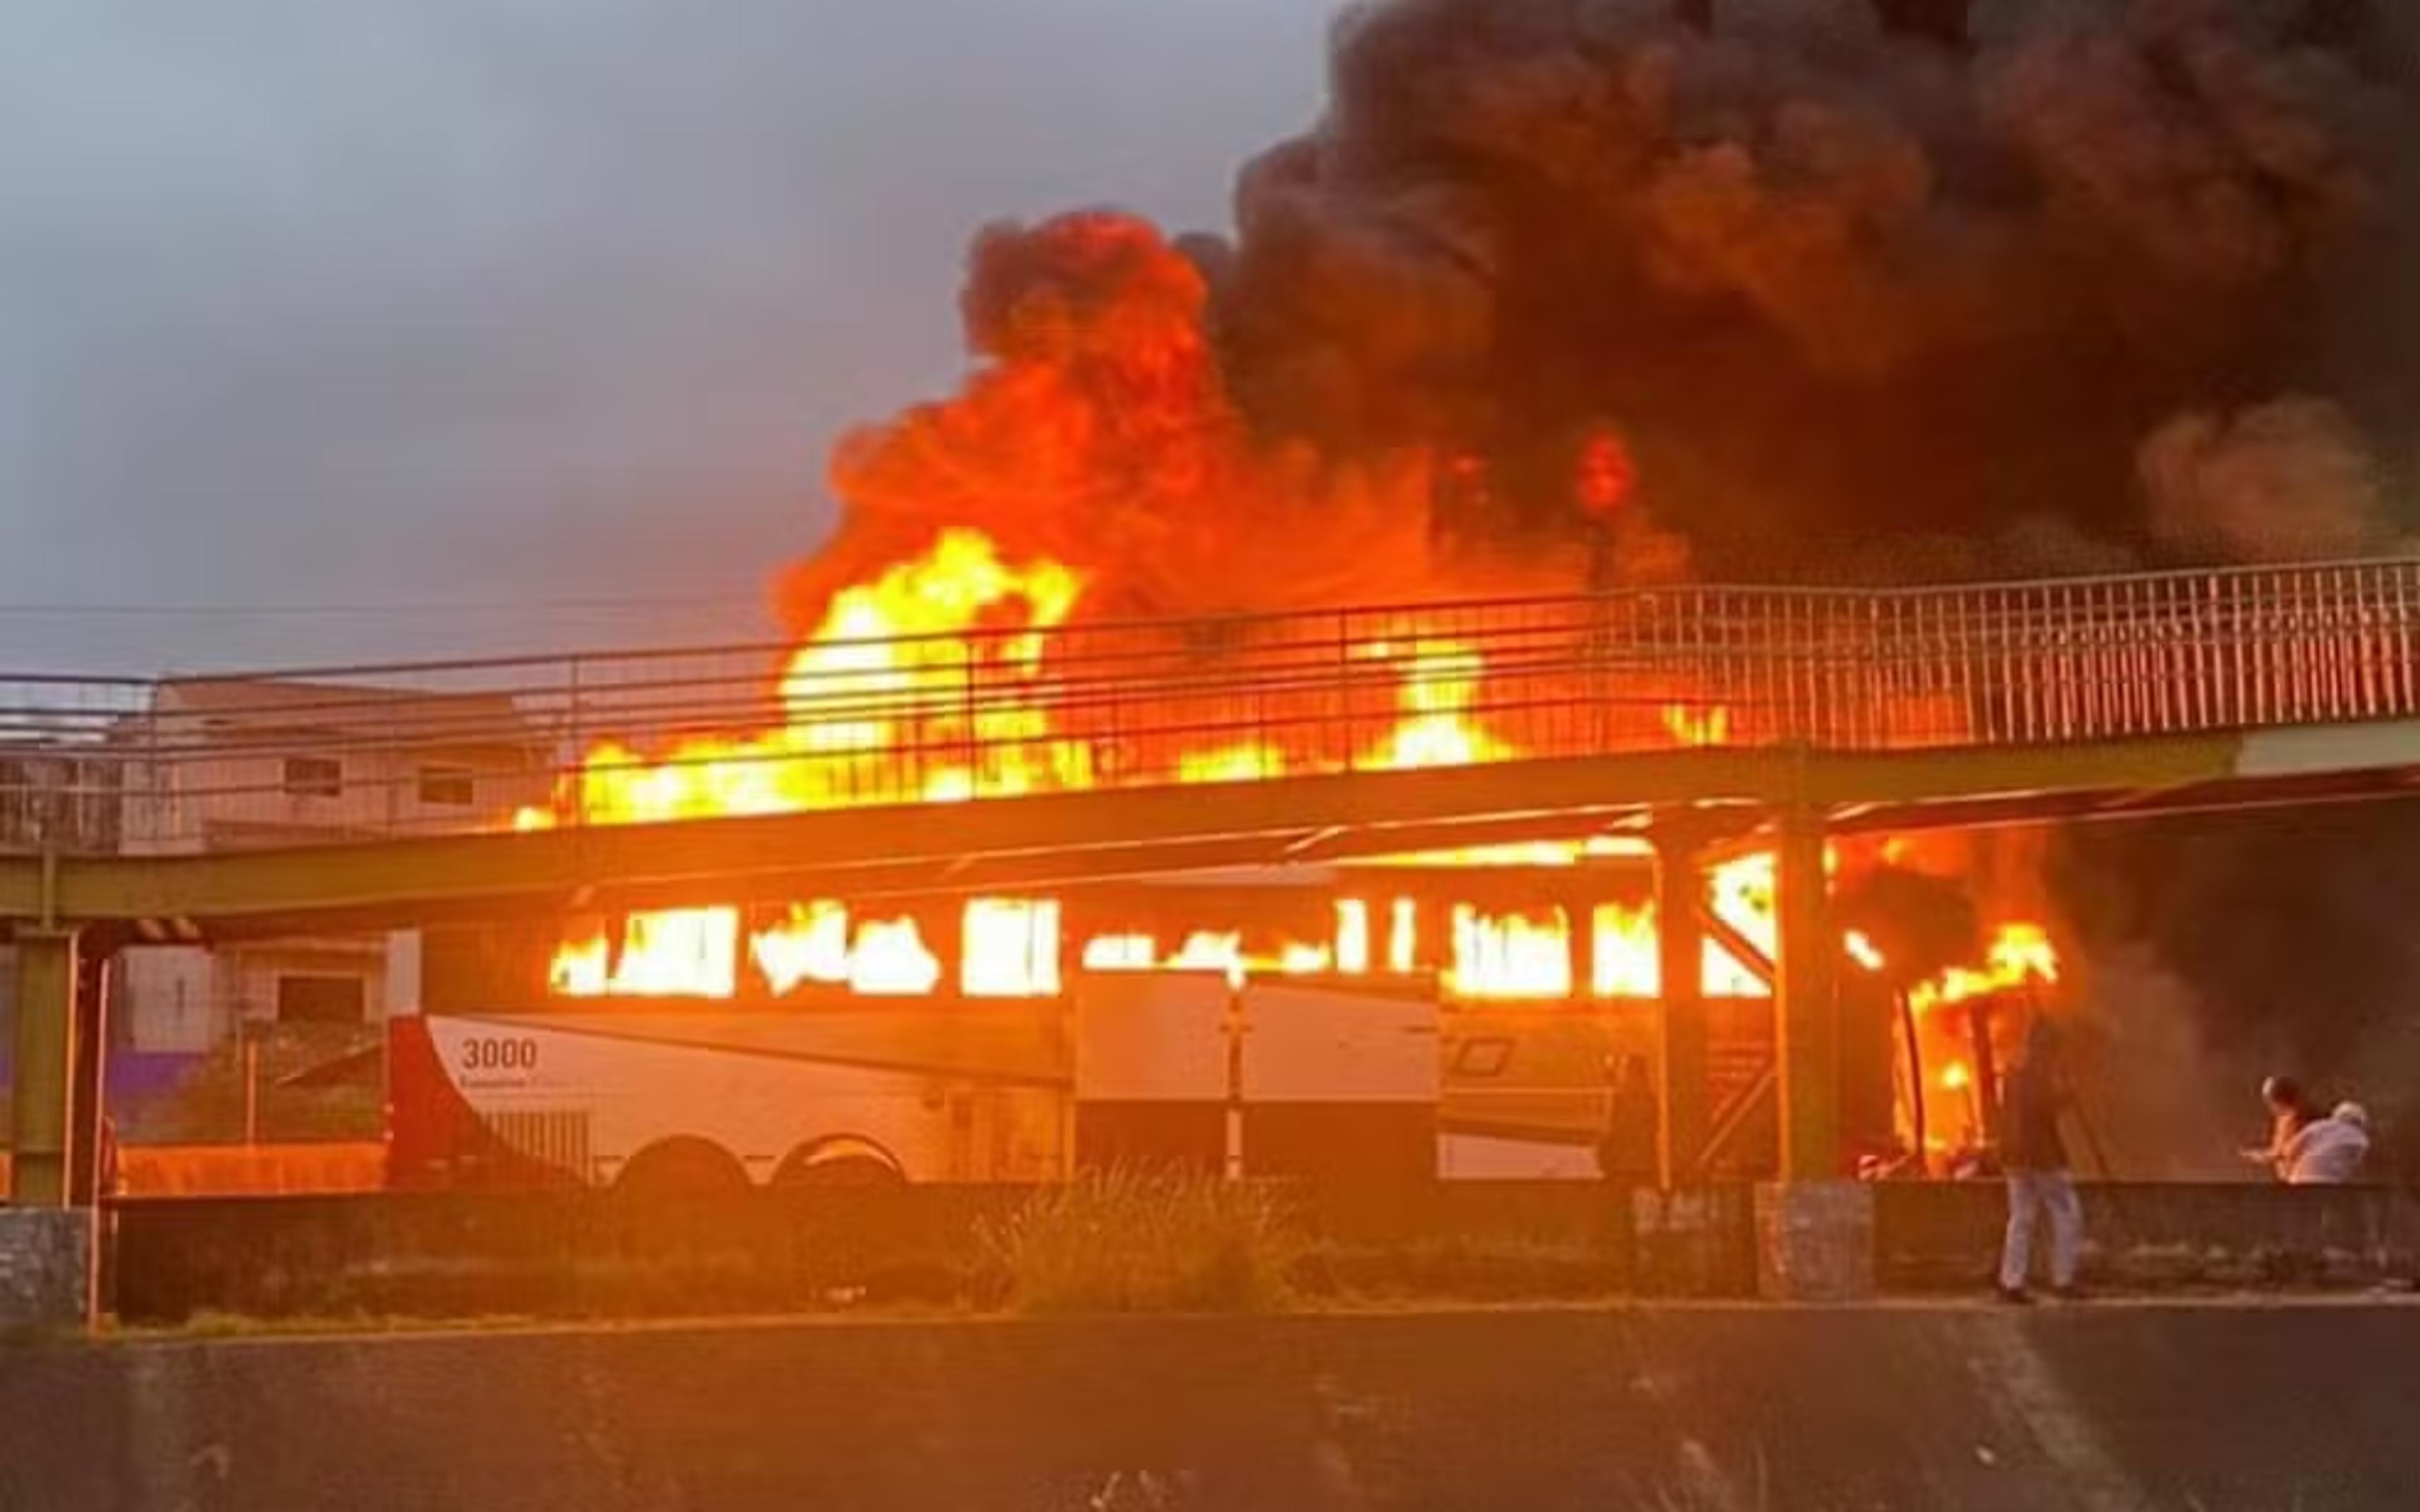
[105,1183,1754,1324]
[4,1305,2418,1510]
[1876,1179,2420,1291]
[115,949,217,1054]
[0,1210,89,1330]
[102,1180,2420,1324]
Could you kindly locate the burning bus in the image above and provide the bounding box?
[388,860,1679,1191]
[384,845,2048,1191]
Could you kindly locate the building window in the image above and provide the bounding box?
[276,973,366,1025]
[416,764,476,807]
[282,755,343,799]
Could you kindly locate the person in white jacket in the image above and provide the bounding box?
[2283,1102,2371,1184]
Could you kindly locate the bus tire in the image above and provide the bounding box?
[613,1137,752,1198]
[771,1137,908,1188]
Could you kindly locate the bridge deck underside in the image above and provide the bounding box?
[6,723,2417,939]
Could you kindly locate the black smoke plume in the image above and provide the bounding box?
[1204,0,2415,575]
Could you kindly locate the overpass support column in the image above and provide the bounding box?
[3,927,96,1330]
[1773,808,1838,1181]
[9,929,81,1207]
[1756,806,1872,1300]
[1650,827,1708,1189]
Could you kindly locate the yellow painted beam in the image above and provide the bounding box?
[38,747,1794,924]
[1799,734,2244,808]
[0,856,39,920]
[0,730,2322,935]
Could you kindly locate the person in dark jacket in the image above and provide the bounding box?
[1597,1053,1660,1187]
[1996,1012,2083,1303]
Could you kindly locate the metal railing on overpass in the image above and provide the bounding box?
[4,558,2417,857]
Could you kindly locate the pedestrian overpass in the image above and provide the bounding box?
[7,557,2420,1201]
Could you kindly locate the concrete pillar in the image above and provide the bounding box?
[1651,830,1709,1189]
[1773,810,1838,1182]
[8,929,81,1208]
[1753,1180,1874,1301]
[0,1210,93,1331]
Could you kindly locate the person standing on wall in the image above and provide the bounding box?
[1997,1011,2084,1304]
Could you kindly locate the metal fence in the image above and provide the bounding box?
[5,558,2417,856]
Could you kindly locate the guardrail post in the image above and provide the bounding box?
[1335,609,1356,770]
[563,655,586,827]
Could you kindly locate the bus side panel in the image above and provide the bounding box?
[1240,978,1438,1181]
[1437,1007,1634,1180]
[1071,972,1228,1175]
[1434,1000,1780,1180]
[386,1015,579,1191]
[403,1008,1068,1188]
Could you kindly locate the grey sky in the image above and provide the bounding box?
[0,1,1330,675]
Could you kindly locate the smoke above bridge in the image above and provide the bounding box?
[792,0,2417,627]
[754,0,2420,1150]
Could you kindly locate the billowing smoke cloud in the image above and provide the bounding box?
[2140,396,2400,562]
[2067,948,2253,1181]
[786,214,1475,622]
[1207,0,2414,575]
[793,0,2420,1159]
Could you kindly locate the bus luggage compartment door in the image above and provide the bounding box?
[1070,971,1230,1175]
[1238,978,1439,1181]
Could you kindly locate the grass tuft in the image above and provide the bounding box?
[980,1169,1301,1315]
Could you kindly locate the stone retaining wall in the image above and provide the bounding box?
[1874,1180,2420,1292]
[89,1179,2420,1324]
[6,1303,2419,1510]
[107,1182,1760,1323]
[0,1209,89,1330]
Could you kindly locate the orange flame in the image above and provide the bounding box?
[747,901,853,994]
[1335,899,1372,975]
[1448,905,1572,999]
[517,514,2048,1013]
[1363,640,1511,771]
[963,896,1063,998]
[1591,902,1659,997]
[522,529,1088,835]
[1387,897,1418,975]
[1843,930,1886,972]
[550,907,740,999]
[1077,928,1333,990]
[1661,703,1730,748]
[1908,922,2060,1016]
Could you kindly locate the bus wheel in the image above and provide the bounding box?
[614,1137,751,1198]
[772,1137,907,1188]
